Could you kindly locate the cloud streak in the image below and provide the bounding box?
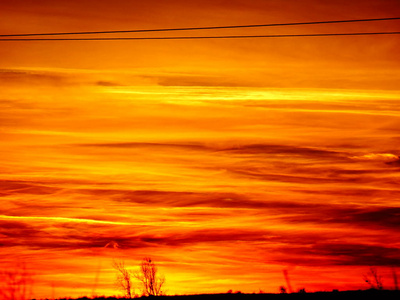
[0,77,399,298]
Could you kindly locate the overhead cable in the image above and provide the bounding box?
[0,31,399,41]
[0,17,399,37]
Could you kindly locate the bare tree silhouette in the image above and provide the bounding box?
[392,267,398,290]
[283,269,293,293]
[0,262,33,300]
[364,267,383,290]
[112,260,135,298]
[135,257,165,296]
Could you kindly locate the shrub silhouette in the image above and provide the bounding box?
[297,288,306,293]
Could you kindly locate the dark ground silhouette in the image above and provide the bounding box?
[39,289,400,300]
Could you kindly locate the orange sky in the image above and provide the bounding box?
[1,1,400,299]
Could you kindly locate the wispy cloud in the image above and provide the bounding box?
[1,83,399,297]
[0,180,62,196]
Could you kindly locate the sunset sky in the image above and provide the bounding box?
[1,1,400,299]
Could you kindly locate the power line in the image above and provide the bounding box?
[0,17,399,37]
[0,31,399,41]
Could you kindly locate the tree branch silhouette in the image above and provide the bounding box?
[135,257,165,296]
[112,260,135,298]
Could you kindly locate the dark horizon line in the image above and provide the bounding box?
[39,288,400,300]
